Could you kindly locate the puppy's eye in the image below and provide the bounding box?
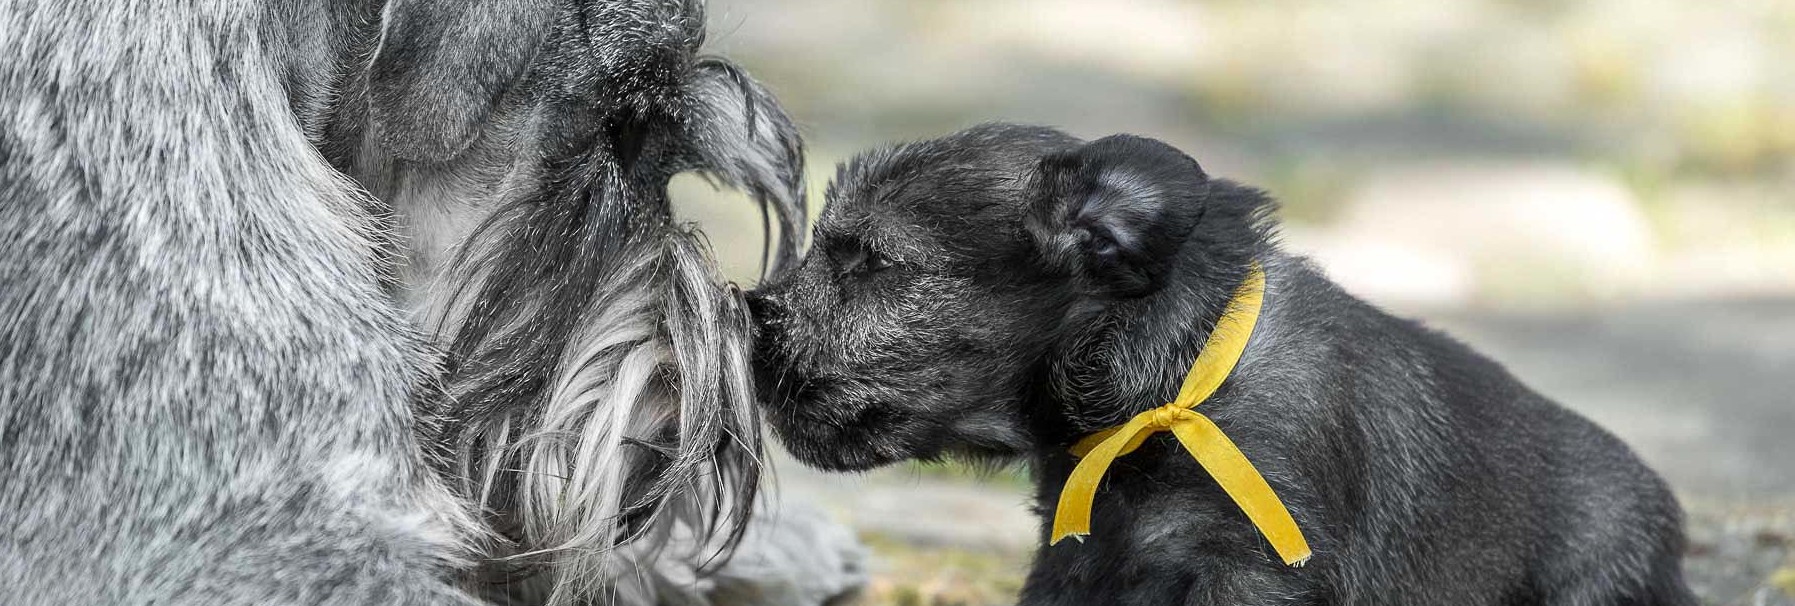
[862,251,893,273]
[1082,229,1120,259]
[1090,236,1118,258]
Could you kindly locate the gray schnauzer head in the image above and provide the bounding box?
[341,1,808,601]
[749,123,1273,471]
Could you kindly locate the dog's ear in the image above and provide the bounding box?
[368,0,557,162]
[1026,134,1210,297]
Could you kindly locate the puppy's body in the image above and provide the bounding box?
[751,124,1692,605]
[1026,256,1688,604]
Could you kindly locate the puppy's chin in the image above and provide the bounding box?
[774,420,1032,472]
[766,414,933,472]
[759,384,1033,472]
[778,437,916,472]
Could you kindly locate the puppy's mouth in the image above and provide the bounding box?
[756,378,938,472]
[770,420,917,472]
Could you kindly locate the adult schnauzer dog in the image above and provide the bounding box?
[1,1,846,604]
[749,124,1694,605]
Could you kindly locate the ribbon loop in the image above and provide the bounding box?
[1048,265,1312,566]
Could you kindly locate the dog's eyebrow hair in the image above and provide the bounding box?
[1099,169,1161,204]
[810,228,871,263]
[812,217,859,245]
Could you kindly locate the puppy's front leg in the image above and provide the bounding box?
[1178,566,1324,606]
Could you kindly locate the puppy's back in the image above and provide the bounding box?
[1265,260,1689,604]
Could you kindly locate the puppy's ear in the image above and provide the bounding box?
[1026,135,1210,297]
[368,0,557,162]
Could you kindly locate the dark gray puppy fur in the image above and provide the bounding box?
[3,1,805,604]
[750,123,1695,605]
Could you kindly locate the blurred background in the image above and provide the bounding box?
[673,1,1795,603]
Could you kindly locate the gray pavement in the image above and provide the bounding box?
[1426,298,1795,503]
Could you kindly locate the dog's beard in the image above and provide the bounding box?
[344,10,805,598]
[408,143,768,604]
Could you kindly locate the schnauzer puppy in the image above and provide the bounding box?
[749,123,1694,605]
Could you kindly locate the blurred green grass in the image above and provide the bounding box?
[685,0,1795,305]
[854,532,1028,606]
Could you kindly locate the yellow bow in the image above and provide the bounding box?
[1049,264,1312,566]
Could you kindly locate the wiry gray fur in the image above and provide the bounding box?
[1,2,480,604]
[2,0,818,604]
[338,2,804,602]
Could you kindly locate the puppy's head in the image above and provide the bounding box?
[750,124,1266,471]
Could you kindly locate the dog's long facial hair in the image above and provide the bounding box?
[2,0,803,605]
[329,1,806,604]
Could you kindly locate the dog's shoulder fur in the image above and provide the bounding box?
[0,3,478,604]
[750,124,1693,605]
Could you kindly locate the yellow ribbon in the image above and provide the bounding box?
[1049,264,1312,566]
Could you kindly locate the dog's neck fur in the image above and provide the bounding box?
[1031,222,1273,443]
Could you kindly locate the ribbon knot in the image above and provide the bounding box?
[1049,265,1312,566]
[1146,404,1192,428]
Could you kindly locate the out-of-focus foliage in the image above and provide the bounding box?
[684,0,1795,305]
